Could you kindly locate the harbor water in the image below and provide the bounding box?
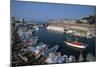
[36,27,96,61]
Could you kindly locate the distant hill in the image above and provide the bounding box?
[77,15,96,24]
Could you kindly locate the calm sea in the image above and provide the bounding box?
[36,27,96,61]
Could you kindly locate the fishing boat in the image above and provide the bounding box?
[64,36,87,49]
[65,30,74,34]
[34,26,39,31]
[57,54,69,63]
[27,43,48,59]
[86,35,93,38]
[35,27,39,31]
[64,41,86,49]
[45,52,69,64]
[86,53,95,62]
[43,45,59,57]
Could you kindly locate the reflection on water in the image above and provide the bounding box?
[36,27,96,61]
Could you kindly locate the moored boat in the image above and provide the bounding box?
[64,36,88,49]
[64,41,86,49]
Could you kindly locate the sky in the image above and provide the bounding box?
[11,1,96,22]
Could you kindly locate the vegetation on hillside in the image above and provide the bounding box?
[77,15,96,24]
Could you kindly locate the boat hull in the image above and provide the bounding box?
[64,41,86,49]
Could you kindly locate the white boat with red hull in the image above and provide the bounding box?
[64,41,86,49]
[64,36,88,49]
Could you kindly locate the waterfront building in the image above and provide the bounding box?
[47,22,95,35]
